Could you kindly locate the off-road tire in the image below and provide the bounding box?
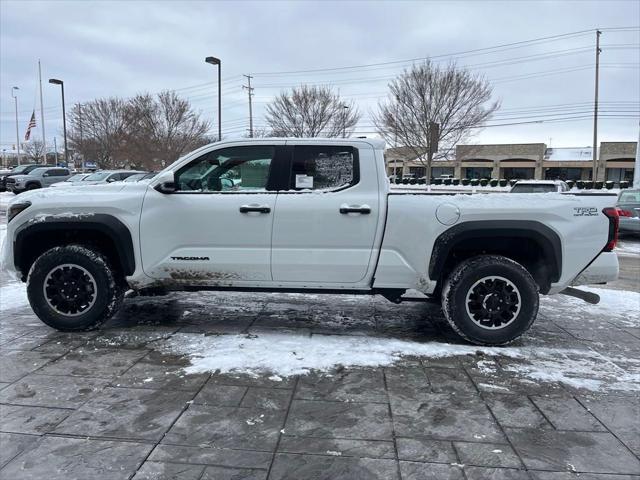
[441,255,539,346]
[27,245,124,331]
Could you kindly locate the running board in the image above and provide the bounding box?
[559,287,600,305]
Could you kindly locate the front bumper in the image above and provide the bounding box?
[570,251,619,287]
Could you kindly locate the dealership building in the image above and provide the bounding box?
[386,141,637,183]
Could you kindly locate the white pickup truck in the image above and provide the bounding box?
[2,138,620,345]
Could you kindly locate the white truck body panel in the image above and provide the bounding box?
[1,138,618,298]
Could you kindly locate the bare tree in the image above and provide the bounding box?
[374,60,500,180]
[68,98,129,168]
[23,140,46,163]
[68,92,210,170]
[125,91,211,170]
[265,85,360,137]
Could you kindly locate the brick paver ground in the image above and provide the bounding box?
[1,236,638,479]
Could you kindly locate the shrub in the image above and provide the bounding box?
[452,178,460,186]
[434,178,443,185]
[443,178,452,185]
[605,181,614,190]
[461,178,470,186]
[489,179,498,187]
[499,179,508,187]
[480,178,489,186]
[620,181,630,189]
[470,178,480,186]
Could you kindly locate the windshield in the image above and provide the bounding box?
[84,171,111,181]
[619,190,640,203]
[123,173,146,182]
[511,184,557,193]
[11,165,30,174]
[67,174,88,182]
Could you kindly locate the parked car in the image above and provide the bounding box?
[616,188,640,236]
[50,173,92,188]
[0,164,54,192]
[6,167,71,193]
[122,172,156,182]
[2,139,619,346]
[510,180,569,193]
[80,170,147,185]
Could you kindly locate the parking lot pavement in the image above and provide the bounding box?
[1,275,639,480]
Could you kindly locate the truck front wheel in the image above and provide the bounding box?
[26,245,124,331]
[441,255,539,345]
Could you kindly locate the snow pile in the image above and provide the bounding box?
[0,223,29,312]
[616,240,640,257]
[157,331,640,392]
[540,286,640,328]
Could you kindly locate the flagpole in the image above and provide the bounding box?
[38,59,46,163]
[11,87,21,166]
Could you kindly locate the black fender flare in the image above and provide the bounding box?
[14,213,135,276]
[429,220,562,283]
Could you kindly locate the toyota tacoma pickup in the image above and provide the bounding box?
[1,138,620,345]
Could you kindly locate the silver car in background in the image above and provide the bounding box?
[617,189,640,236]
[6,167,72,194]
[80,170,147,185]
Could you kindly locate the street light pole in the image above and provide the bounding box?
[11,87,20,166]
[205,56,222,141]
[49,78,69,166]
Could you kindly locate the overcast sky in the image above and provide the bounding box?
[1,0,638,155]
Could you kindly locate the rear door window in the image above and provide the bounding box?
[289,145,357,191]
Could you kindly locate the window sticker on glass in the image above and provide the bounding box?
[295,174,314,189]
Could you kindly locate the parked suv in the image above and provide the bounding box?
[0,164,54,192]
[6,167,71,193]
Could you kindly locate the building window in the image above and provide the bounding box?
[501,167,535,180]
[432,167,454,178]
[545,167,584,181]
[409,166,426,178]
[463,167,492,179]
[606,168,634,184]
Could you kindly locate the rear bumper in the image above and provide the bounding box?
[569,251,619,287]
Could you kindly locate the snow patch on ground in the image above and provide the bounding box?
[157,331,640,392]
[0,223,29,312]
[540,286,640,328]
[616,239,640,257]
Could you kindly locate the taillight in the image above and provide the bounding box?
[602,207,619,252]
[617,208,633,217]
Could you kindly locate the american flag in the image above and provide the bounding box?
[24,111,36,141]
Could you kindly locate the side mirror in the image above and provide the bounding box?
[153,170,177,194]
[107,177,116,183]
[42,172,49,177]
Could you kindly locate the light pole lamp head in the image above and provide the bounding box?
[205,56,221,66]
[11,86,19,97]
[49,78,63,85]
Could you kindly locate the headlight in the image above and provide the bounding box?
[7,201,31,222]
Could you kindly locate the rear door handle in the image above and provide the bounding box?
[340,204,371,215]
[239,204,271,214]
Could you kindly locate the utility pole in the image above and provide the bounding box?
[243,75,254,138]
[53,137,58,164]
[38,60,47,163]
[78,104,84,170]
[591,30,601,182]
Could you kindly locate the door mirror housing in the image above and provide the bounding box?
[153,170,177,194]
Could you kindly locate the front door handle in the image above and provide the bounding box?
[239,204,271,214]
[340,204,371,215]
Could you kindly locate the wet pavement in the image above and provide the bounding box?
[1,269,639,480]
[0,188,638,480]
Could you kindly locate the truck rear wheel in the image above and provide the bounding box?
[441,255,539,345]
[26,245,124,331]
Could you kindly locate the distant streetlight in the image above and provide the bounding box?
[11,87,20,165]
[205,56,222,141]
[48,78,69,166]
